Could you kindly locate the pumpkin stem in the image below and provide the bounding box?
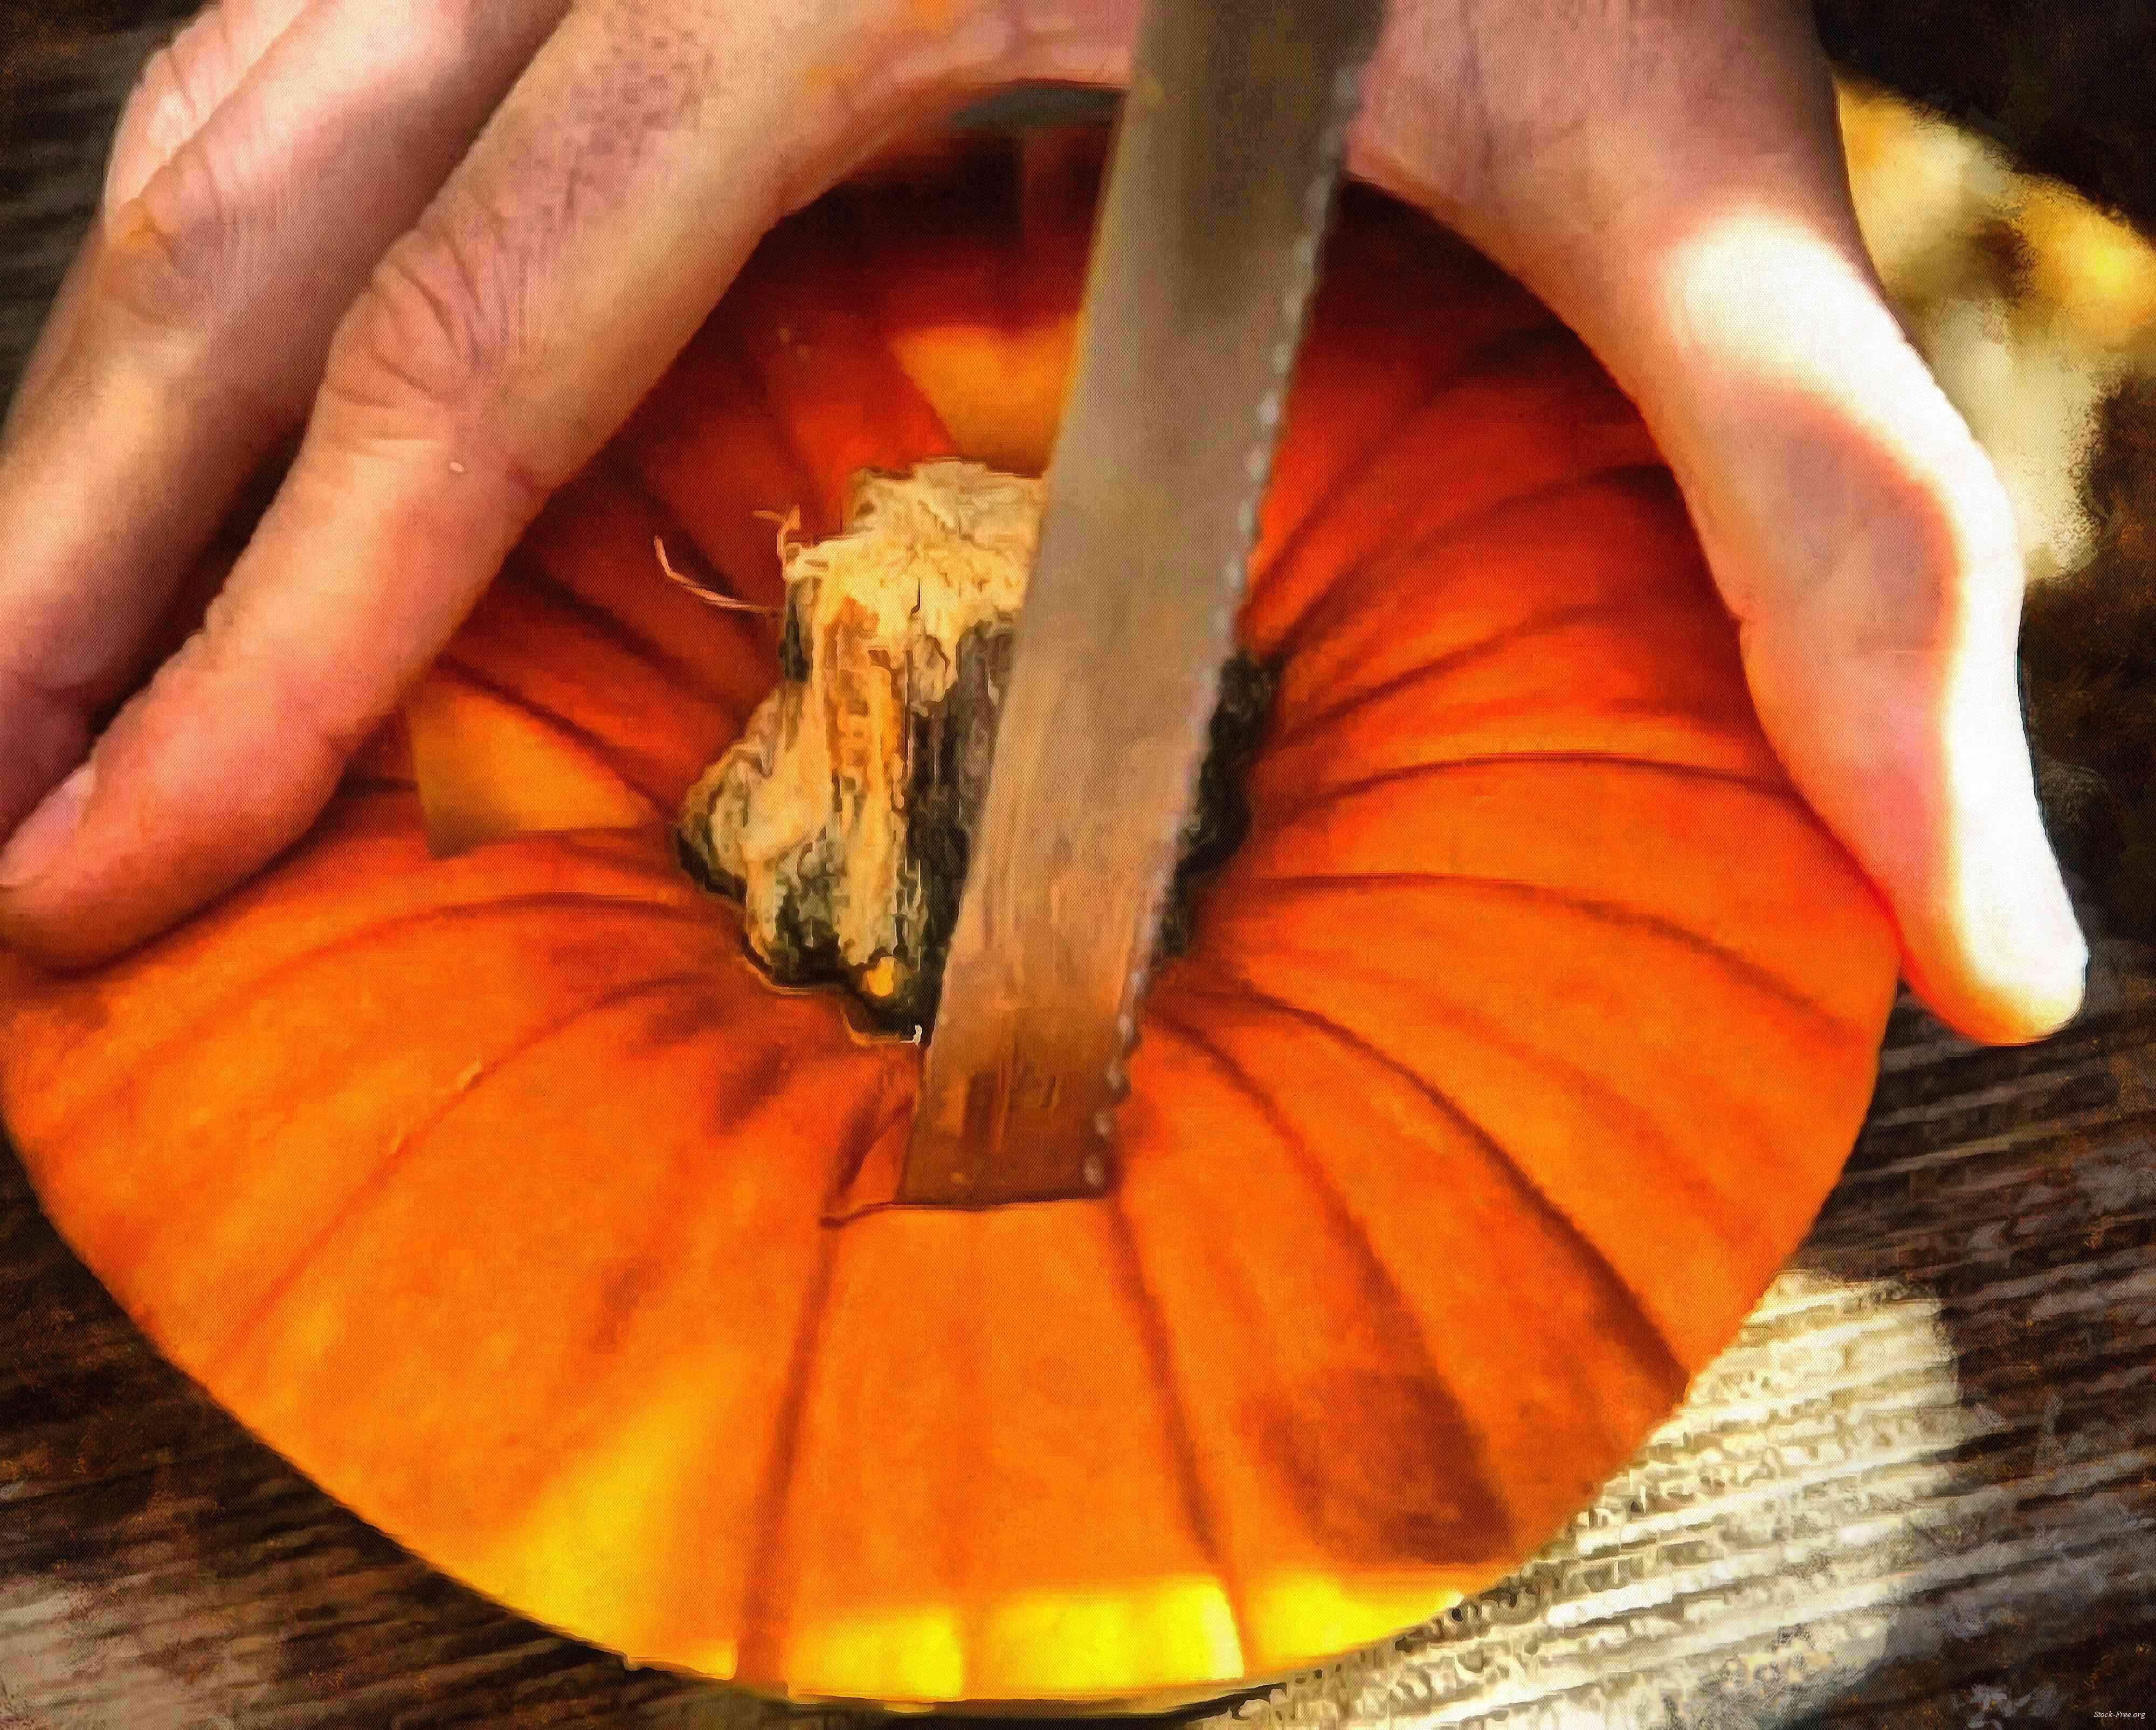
[676,460,1272,1048]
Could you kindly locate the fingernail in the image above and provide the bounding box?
[0,762,93,889]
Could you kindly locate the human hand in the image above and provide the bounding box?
[0,0,2085,1044]
[1343,0,2087,1047]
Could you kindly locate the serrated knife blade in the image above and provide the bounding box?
[895,0,1389,1205]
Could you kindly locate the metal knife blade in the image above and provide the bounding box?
[900,0,1388,1206]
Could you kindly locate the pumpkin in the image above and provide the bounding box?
[0,127,1897,1707]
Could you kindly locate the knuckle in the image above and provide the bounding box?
[98,144,238,333]
[315,218,557,504]
[102,33,255,335]
[321,219,512,433]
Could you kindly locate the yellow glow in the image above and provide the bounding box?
[1245,1572,1462,1670]
[785,1604,968,1703]
[673,1638,742,1682]
[462,1385,721,1668]
[973,1576,1243,1699]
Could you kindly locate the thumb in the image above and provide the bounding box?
[1394,2,2087,1043]
[1653,221,2086,1042]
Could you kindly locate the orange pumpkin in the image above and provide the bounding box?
[0,129,1896,1707]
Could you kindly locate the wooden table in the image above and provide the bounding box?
[4,10,2153,1725]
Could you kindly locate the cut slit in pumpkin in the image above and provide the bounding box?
[0,125,1898,1708]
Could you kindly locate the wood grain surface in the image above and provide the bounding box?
[4,9,2154,1726]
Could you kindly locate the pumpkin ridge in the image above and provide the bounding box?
[1265,462,1671,667]
[571,1039,801,1368]
[706,324,845,540]
[209,966,717,1376]
[1267,596,1721,752]
[27,883,716,1149]
[1228,872,1858,1039]
[1256,751,1791,827]
[1098,1192,1252,1656]
[1164,954,1785,1286]
[602,437,791,615]
[1251,318,1571,591]
[1142,1005,1517,1563]
[529,826,718,878]
[733,1175,851,1680]
[426,654,675,818]
[514,504,773,704]
[1161,981,1689,1401]
[817,1081,916,1222]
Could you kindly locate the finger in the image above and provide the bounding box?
[0,0,1075,962]
[1652,200,2089,1032]
[1357,0,2084,1043]
[1633,77,2085,1043]
[0,0,566,844]
[7,0,310,419]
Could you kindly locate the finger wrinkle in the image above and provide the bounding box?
[1008,0,1136,64]
[314,258,557,513]
[105,0,313,212]
[319,2,863,492]
[0,661,95,751]
[0,640,104,719]
[328,8,727,445]
[133,570,418,830]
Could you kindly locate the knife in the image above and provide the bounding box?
[899,0,1390,1205]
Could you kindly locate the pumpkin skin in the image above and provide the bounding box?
[0,130,1897,1706]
